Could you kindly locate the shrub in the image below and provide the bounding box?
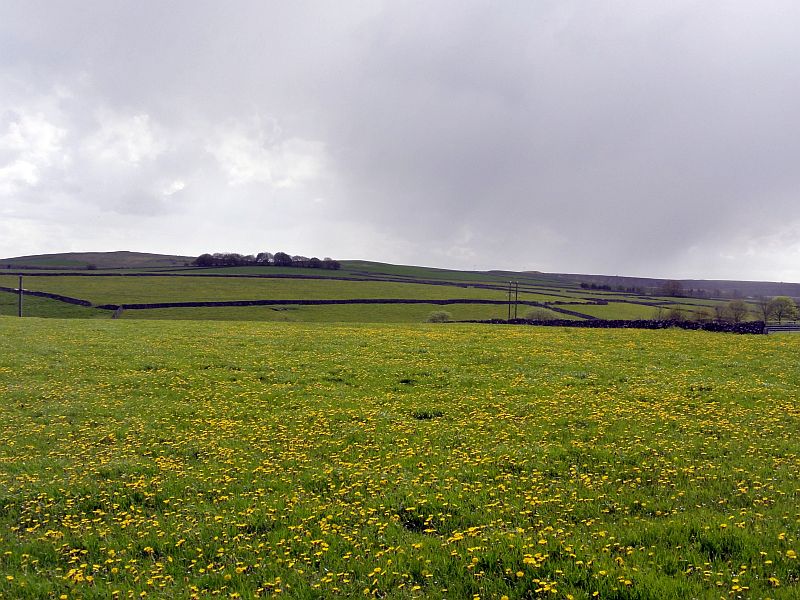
[726,299,750,323]
[666,307,687,321]
[426,310,452,323]
[693,308,714,323]
[525,308,553,321]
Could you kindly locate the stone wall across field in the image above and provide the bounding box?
[0,286,93,307]
[94,298,574,310]
[459,318,766,334]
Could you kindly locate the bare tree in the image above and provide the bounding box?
[714,305,731,323]
[667,306,687,321]
[726,299,749,324]
[755,296,772,322]
[693,308,713,323]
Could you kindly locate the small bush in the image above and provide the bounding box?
[525,308,553,321]
[666,307,688,322]
[693,308,714,323]
[426,310,452,323]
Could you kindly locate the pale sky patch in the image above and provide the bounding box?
[206,117,326,189]
[0,109,67,194]
[162,180,185,196]
[83,112,166,166]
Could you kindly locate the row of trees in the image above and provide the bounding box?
[755,295,798,323]
[654,296,798,324]
[579,280,745,298]
[659,281,746,300]
[580,282,644,293]
[193,252,341,270]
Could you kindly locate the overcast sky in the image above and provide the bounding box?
[2,1,800,280]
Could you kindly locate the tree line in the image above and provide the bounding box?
[193,252,341,270]
[579,280,743,298]
[581,279,794,302]
[653,296,798,324]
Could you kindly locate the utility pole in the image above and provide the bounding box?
[507,281,512,321]
[18,274,23,317]
[514,281,519,319]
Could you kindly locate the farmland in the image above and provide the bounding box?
[0,259,744,323]
[0,274,578,306]
[1,317,799,598]
[113,303,576,323]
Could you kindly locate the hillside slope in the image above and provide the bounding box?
[0,251,194,269]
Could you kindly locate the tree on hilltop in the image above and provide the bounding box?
[255,252,273,264]
[194,253,215,267]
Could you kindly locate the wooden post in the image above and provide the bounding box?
[18,274,23,317]
[507,281,512,321]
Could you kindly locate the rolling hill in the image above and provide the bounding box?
[0,250,195,269]
[0,251,795,323]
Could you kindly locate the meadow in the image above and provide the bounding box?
[0,261,742,324]
[0,275,578,307]
[1,317,798,599]
[0,292,106,320]
[115,303,576,323]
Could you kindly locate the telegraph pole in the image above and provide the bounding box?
[507,281,512,321]
[514,281,519,319]
[18,274,23,317]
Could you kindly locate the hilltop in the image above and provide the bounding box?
[0,251,195,269]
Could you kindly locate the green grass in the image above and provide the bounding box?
[0,264,767,325]
[117,303,576,323]
[566,302,660,320]
[0,275,571,306]
[0,291,108,319]
[1,318,799,598]
[650,298,731,308]
[567,299,764,322]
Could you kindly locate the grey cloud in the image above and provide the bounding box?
[2,1,800,279]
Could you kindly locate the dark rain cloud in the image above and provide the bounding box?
[1,1,800,279]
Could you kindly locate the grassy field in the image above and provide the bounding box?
[0,275,578,306]
[574,303,662,321]
[0,260,767,324]
[1,317,798,598]
[117,303,576,323]
[0,291,107,319]
[0,289,578,323]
